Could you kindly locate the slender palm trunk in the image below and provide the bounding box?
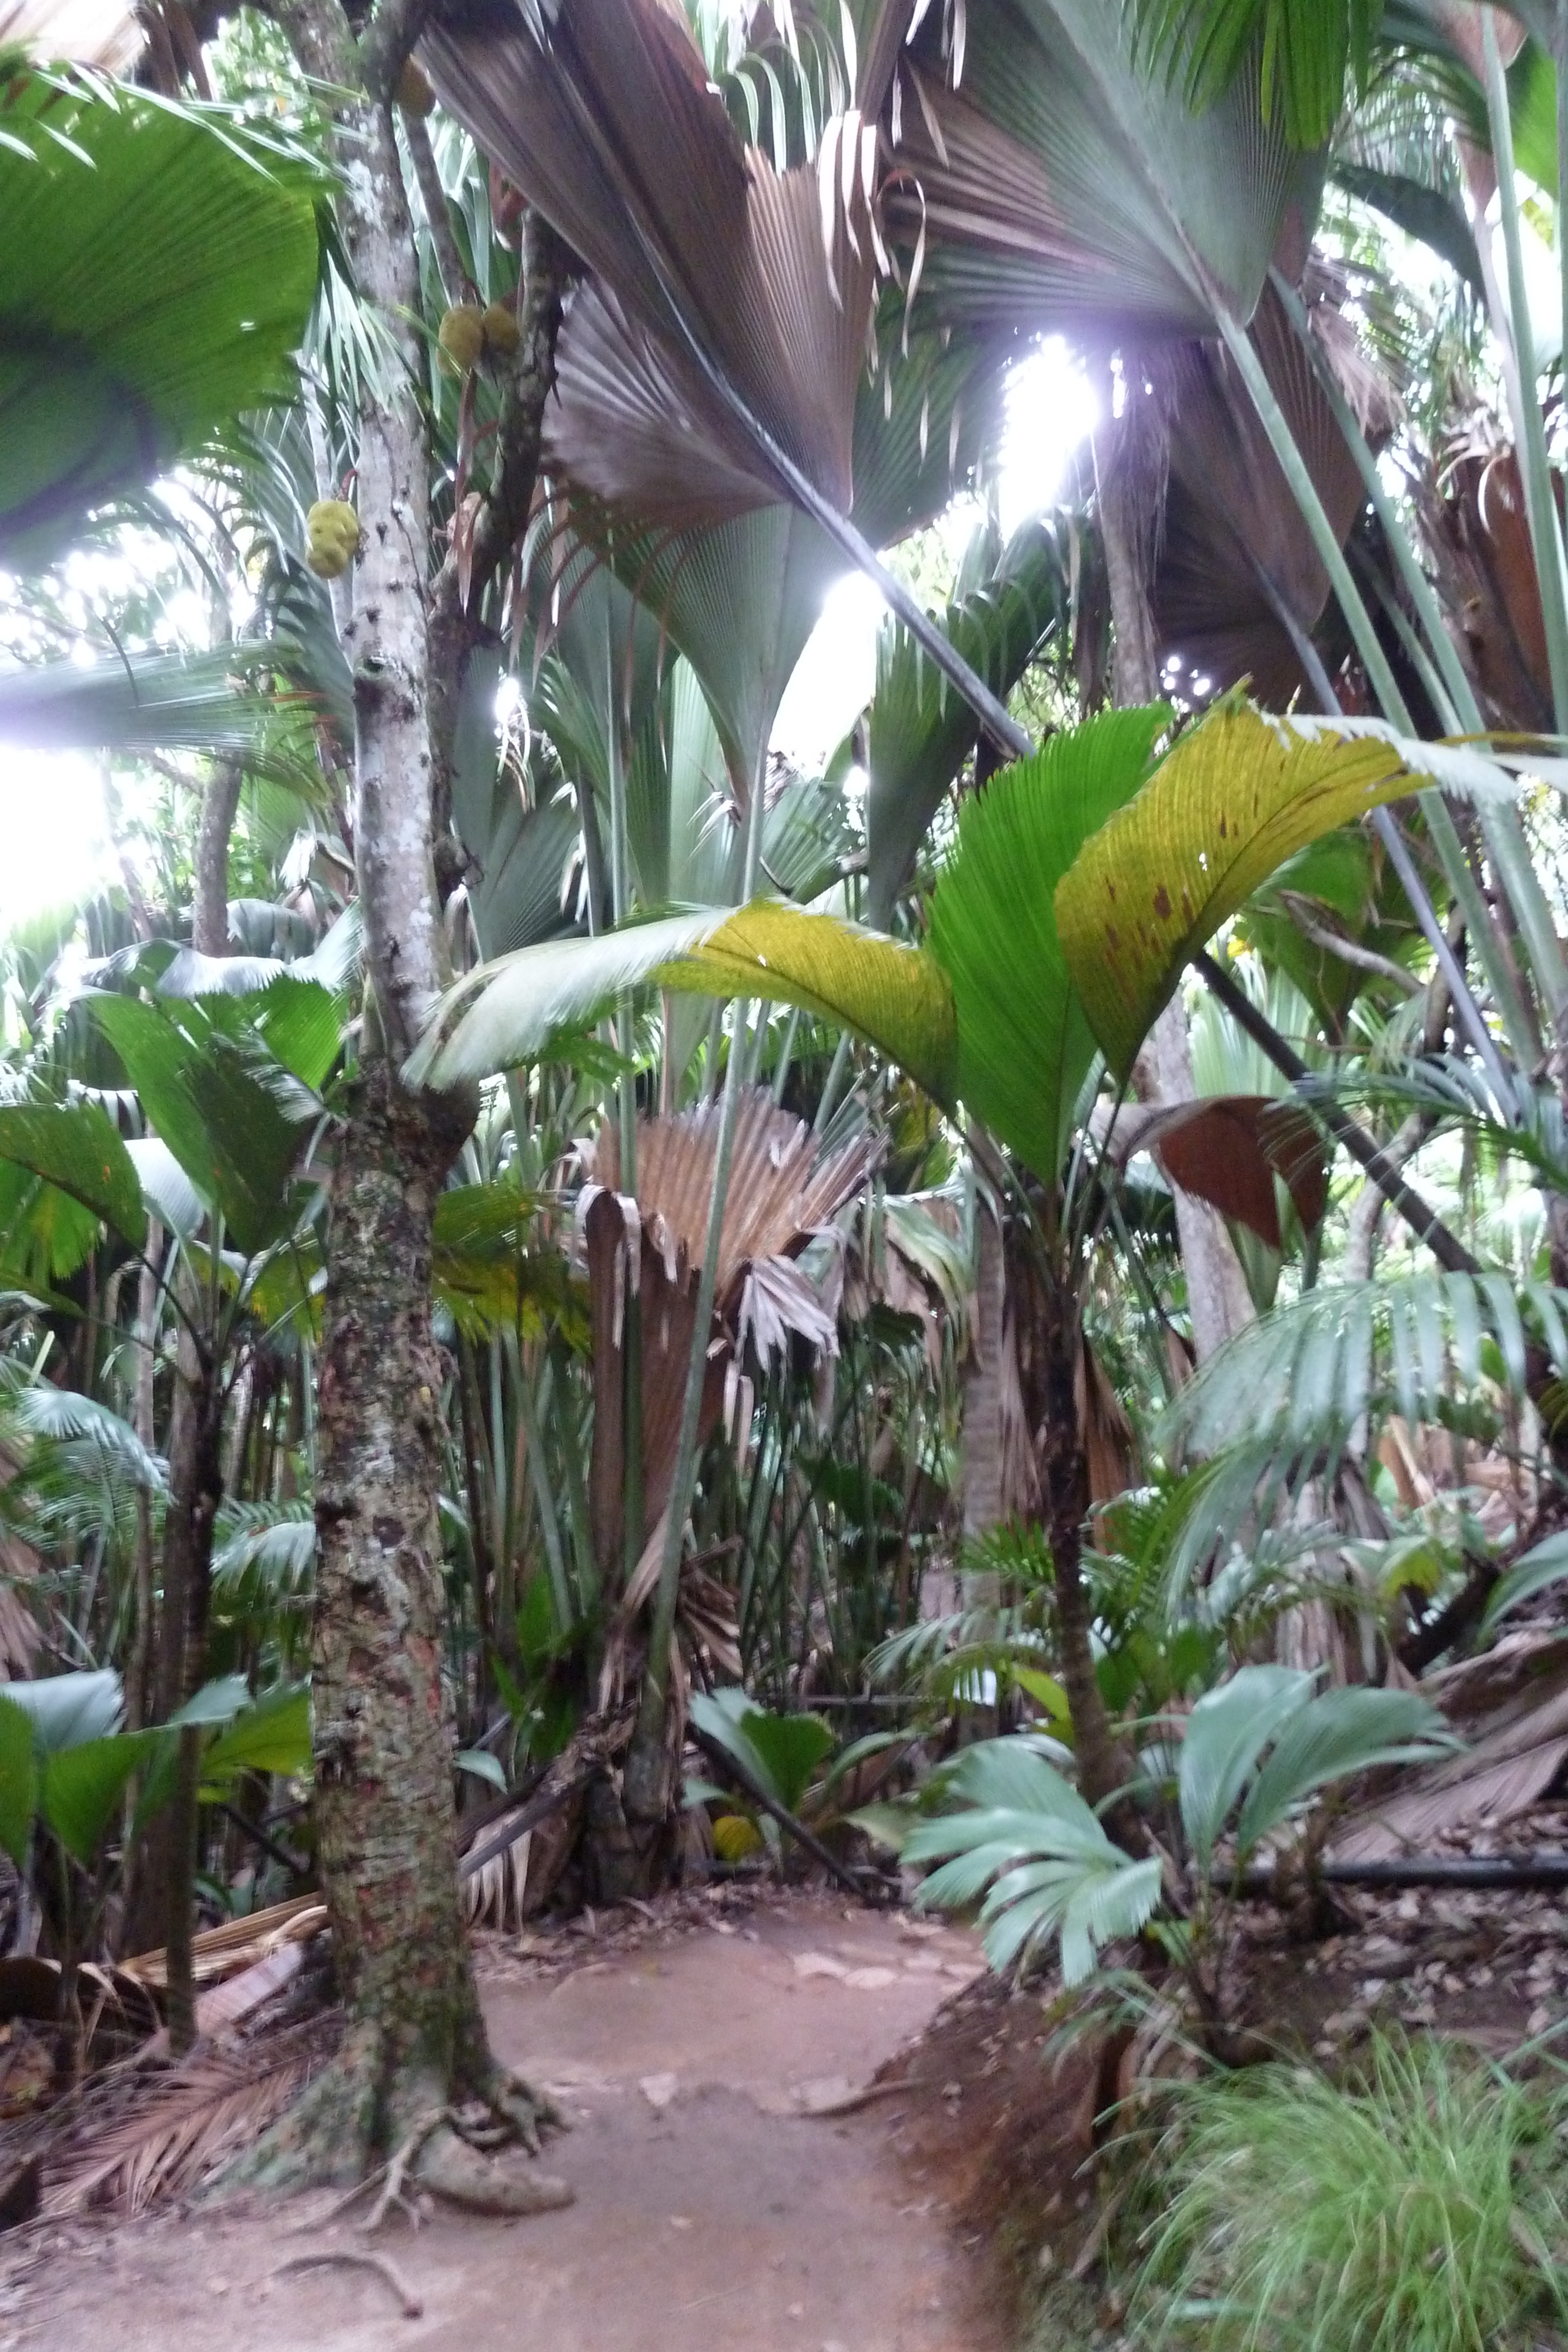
[1096,406,1255,1362]
[193,757,241,957]
[1005,1226,1122,1807]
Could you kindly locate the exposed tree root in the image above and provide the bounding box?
[219,2037,571,2215]
[415,2122,573,2215]
[269,2249,423,2317]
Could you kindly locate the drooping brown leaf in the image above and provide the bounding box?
[1414,416,1554,733]
[1129,1095,1330,1249]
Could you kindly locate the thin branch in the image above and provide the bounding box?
[402,110,469,308]
[1275,893,1422,995]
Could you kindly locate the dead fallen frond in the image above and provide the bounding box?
[44,2017,333,2215]
[1330,1632,1568,1863]
[119,1892,326,1992]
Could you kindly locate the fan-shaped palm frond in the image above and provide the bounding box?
[883,0,1321,343]
[1055,706,1418,1078]
[421,0,880,512]
[0,68,324,567]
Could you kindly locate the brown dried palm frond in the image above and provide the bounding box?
[584,1091,876,1586]
[1413,409,1553,734]
[463,1806,534,1930]
[592,1086,878,1300]
[1151,279,1392,706]
[120,1892,326,1991]
[44,2020,331,2216]
[1329,1632,1568,1863]
[547,284,776,529]
[421,0,880,513]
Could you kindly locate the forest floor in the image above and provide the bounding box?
[0,1887,1030,2352]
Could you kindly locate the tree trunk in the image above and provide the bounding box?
[1005,1225,1122,1808]
[126,1224,162,1736]
[244,0,569,2194]
[192,757,242,956]
[1096,402,1255,1365]
[962,1193,1007,1543]
[309,1067,490,2154]
[120,1298,222,1972]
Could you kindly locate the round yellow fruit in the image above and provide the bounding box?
[305,498,359,580]
[437,304,486,373]
[711,1813,764,1863]
[480,300,520,359]
[395,58,436,116]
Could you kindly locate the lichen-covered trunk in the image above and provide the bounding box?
[310,1068,489,2153]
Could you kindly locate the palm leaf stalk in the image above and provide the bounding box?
[1211,293,1568,1038]
[621,780,768,1828]
[1249,541,1516,1095]
[1266,266,1547,1059]
[1481,6,1568,737]
[603,653,646,1600]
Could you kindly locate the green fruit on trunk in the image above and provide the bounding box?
[305,498,359,579]
[396,58,436,116]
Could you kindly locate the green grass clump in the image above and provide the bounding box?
[1129,2032,1568,2352]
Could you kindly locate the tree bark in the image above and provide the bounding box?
[309,1068,492,2155]
[192,757,242,956]
[120,1309,223,2009]
[126,1224,163,1736]
[248,0,568,2188]
[1006,1225,1123,1809]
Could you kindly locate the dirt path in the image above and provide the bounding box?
[1,1896,1009,2352]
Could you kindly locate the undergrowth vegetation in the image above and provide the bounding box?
[1125,2036,1568,2352]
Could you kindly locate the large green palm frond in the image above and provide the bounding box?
[1161,1267,1568,1462]
[406,899,960,1099]
[1055,705,1417,1078]
[926,703,1169,1179]
[0,68,324,567]
[0,646,328,797]
[410,706,1165,1176]
[1128,0,1379,151]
